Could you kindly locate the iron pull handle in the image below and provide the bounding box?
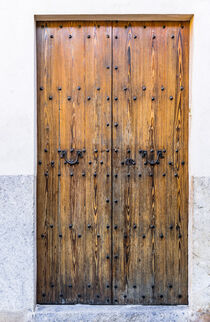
[59,150,83,166]
[125,158,136,166]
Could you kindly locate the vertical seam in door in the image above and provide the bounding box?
[110,22,114,305]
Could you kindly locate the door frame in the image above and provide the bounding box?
[35,14,193,307]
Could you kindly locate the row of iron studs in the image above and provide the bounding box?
[40,85,184,102]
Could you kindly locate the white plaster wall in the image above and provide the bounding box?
[0,0,209,177]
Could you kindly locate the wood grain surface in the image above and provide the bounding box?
[37,21,189,304]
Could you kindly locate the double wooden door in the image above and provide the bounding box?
[37,21,189,305]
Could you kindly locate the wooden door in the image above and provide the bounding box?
[37,21,189,305]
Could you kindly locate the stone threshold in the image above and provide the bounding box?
[34,304,194,321]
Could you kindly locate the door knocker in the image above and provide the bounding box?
[139,149,166,166]
[58,149,83,166]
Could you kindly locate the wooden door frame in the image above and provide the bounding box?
[35,14,193,306]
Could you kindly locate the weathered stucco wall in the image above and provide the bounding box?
[0,0,209,321]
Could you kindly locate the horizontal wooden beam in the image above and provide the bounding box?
[35,14,193,22]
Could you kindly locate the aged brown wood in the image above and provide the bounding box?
[37,21,189,305]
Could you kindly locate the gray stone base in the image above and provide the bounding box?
[0,305,209,322]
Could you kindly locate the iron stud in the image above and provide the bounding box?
[69,224,73,229]
[38,160,42,165]
[94,172,97,177]
[58,87,62,91]
[87,284,91,288]
[161,86,164,91]
[142,86,146,91]
[152,35,156,39]
[171,34,175,39]
[169,96,173,100]
[106,123,109,126]
[41,234,45,238]
[94,148,98,153]
[142,295,145,299]
[59,234,62,238]
[89,161,92,165]
[114,122,118,127]
[78,234,82,238]
[51,284,54,288]
[144,25,146,29]
[106,225,110,229]
[114,285,118,289]
[124,234,127,239]
[133,285,136,289]
[151,96,155,101]
[160,295,163,299]
[58,173,61,177]
[115,174,118,178]
[77,86,81,90]
[50,35,54,38]
[106,284,110,288]
[163,25,166,29]
[133,96,137,100]
[100,160,103,164]
[114,225,118,229]
[106,199,109,203]
[87,35,91,38]
[163,173,166,177]
[123,87,127,91]
[49,96,53,100]
[50,224,53,228]
[70,172,73,176]
[115,36,118,39]
[142,234,146,239]
[121,161,124,165]
[67,96,71,101]
[97,234,100,238]
[114,255,118,259]
[178,233,182,239]
[69,284,72,288]
[87,96,91,101]
[97,87,100,91]
[114,200,118,203]
[168,284,173,288]
[133,224,137,229]
[107,173,110,177]
[107,96,110,101]
[150,224,155,229]
[106,66,110,69]
[178,294,182,298]
[115,66,118,70]
[44,172,48,177]
[138,173,142,177]
[160,233,164,239]
[181,86,184,91]
[181,161,185,165]
[127,173,130,177]
[134,35,137,39]
[174,173,178,177]
[88,224,91,229]
[106,255,110,259]
[114,97,118,101]
[115,148,118,153]
[69,35,72,38]
[51,161,55,167]
[169,161,173,165]
[42,293,46,297]
[106,34,110,38]
[106,148,109,152]
[40,86,44,91]
[82,172,85,177]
